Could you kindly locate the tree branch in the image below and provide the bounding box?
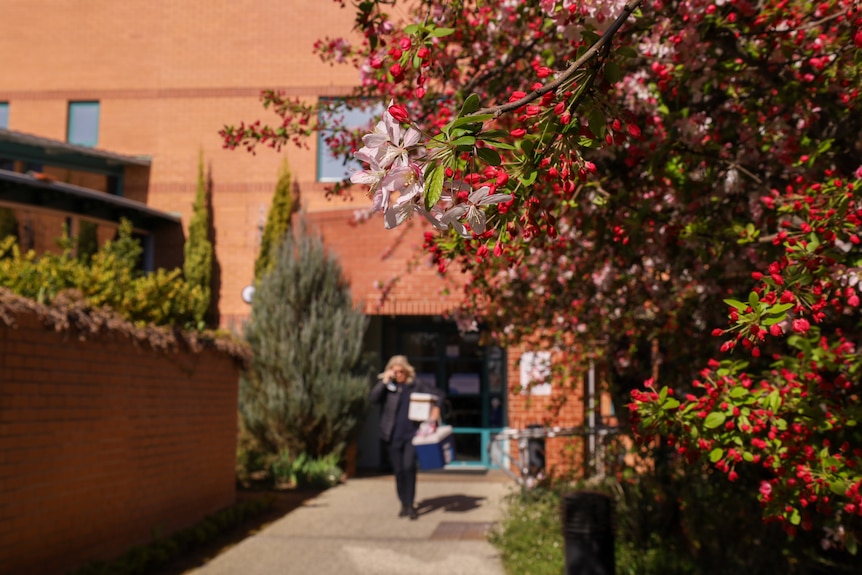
[470,0,644,119]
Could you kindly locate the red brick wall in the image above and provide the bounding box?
[0,312,240,575]
[305,210,467,315]
[0,0,366,324]
[505,344,588,476]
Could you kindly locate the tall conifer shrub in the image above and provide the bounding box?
[183,151,213,326]
[254,159,298,281]
[240,223,369,460]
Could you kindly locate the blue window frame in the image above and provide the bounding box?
[67,101,100,147]
[317,99,381,182]
[0,102,9,129]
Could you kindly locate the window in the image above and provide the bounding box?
[0,102,8,129]
[67,101,100,147]
[317,100,381,182]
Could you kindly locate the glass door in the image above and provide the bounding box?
[383,317,506,468]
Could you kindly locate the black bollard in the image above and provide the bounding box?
[561,491,615,575]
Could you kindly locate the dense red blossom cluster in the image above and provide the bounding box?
[223,0,862,543]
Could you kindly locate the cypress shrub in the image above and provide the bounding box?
[240,222,370,461]
[254,159,298,281]
[183,151,213,326]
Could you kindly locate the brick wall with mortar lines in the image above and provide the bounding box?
[0,0,366,324]
[505,344,587,475]
[0,312,240,575]
[0,0,591,478]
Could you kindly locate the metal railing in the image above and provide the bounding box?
[489,424,624,487]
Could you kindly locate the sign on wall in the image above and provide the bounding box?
[520,351,552,396]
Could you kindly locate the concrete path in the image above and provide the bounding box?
[189,470,514,575]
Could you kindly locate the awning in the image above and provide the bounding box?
[0,169,180,231]
[0,127,151,172]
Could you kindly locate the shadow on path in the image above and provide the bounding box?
[146,487,321,575]
[415,494,487,517]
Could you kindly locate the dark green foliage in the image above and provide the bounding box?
[240,222,370,462]
[67,496,273,575]
[254,158,298,281]
[183,151,213,326]
[489,488,566,575]
[269,449,342,489]
[0,207,18,242]
[76,220,98,264]
[0,219,206,327]
[490,465,860,575]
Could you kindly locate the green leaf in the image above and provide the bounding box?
[586,108,606,140]
[730,386,748,398]
[450,135,477,148]
[429,27,455,38]
[767,390,781,414]
[616,46,638,58]
[519,170,538,186]
[604,62,622,84]
[480,140,517,151]
[476,147,502,166]
[723,298,747,312]
[403,24,420,35]
[765,303,793,316]
[424,165,445,210]
[704,412,726,429]
[461,94,481,116]
[662,397,680,410]
[789,509,801,525]
[829,481,849,495]
[447,113,494,132]
[709,448,724,463]
[748,291,760,309]
[846,534,858,556]
[577,136,599,148]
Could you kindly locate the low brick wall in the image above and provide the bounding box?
[0,309,241,575]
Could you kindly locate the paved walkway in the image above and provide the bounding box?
[189,470,514,575]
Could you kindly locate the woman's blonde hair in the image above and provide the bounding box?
[379,354,416,383]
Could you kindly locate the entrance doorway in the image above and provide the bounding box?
[382,316,507,468]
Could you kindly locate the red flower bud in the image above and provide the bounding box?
[388,104,409,122]
[509,91,527,103]
[510,128,527,138]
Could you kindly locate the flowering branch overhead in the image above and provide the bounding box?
[225,0,862,546]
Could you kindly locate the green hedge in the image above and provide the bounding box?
[0,219,206,329]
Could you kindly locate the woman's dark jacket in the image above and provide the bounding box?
[369,379,443,443]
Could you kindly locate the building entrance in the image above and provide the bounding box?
[383,316,507,468]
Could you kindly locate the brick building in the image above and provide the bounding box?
[0,0,606,474]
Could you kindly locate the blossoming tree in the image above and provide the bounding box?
[223,0,862,546]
